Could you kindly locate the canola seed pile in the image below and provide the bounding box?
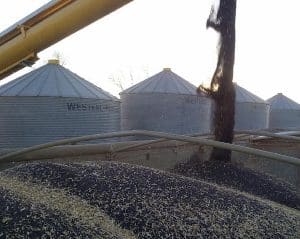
[173,155,300,210]
[0,161,299,238]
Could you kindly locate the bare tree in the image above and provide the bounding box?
[110,67,149,92]
[52,51,67,66]
[109,74,125,91]
[198,0,236,162]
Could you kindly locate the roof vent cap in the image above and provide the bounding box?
[163,67,171,71]
[48,59,60,64]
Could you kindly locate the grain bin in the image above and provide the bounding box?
[120,68,212,136]
[0,60,120,149]
[267,93,300,130]
[234,83,270,130]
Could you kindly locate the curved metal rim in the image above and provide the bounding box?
[0,130,299,166]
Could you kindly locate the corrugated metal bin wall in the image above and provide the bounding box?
[121,93,212,135]
[235,102,270,130]
[0,96,120,148]
[269,110,300,130]
[209,101,270,131]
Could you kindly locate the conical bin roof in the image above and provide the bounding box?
[120,68,200,95]
[0,60,117,100]
[235,83,266,104]
[267,93,300,110]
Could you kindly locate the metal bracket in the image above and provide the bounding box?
[0,52,39,80]
[17,25,30,38]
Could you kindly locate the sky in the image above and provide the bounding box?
[0,0,300,102]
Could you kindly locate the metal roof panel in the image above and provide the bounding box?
[235,83,266,104]
[120,68,199,95]
[267,93,300,110]
[0,61,117,100]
